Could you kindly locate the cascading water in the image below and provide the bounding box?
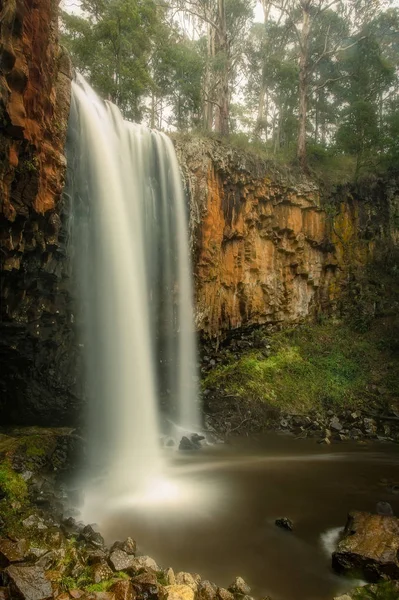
[66,76,199,509]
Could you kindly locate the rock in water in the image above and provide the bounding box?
[376,501,394,516]
[275,518,294,532]
[332,510,399,581]
[5,565,52,600]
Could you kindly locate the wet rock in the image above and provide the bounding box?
[5,564,52,600]
[332,510,399,581]
[109,549,136,572]
[275,518,294,532]
[70,591,85,599]
[0,539,28,566]
[363,418,377,436]
[0,588,8,600]
[318,437,331,445]
[22,515,47,530]
[175,572,198,591]
[216,588,234,600]
[93,561,114,583]
[128,555,159,572]
[330,417,343,432]
[179,437,196,451]
[191,434,206,448]
[228,577,251,596]
[110,538,136,556]
[164,568,176,586]
[131,572,159,600]
[79,525,105,548]
[85,548,108,565]
[162,585,195,600]
[376,501,394,516]
[109,580,134,600]
[84,593,115,600]
[197,581,217,600]
[333,595,352,600]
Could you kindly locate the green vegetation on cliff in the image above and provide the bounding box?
[203,319,398,417]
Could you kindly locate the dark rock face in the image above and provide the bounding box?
[0,1,78,425]
[5,564,52,600]
[332,510,399,582]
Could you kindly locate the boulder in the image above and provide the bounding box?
[216,589,234,600]
[127,555,159,573]
[79,525,105,549]
[161,585,195,600]
[332,510,399,581]
[110,538,136,556]
[109,580,134,600]
[109,549,136,572]
[93,561,114,583]
[0,539,28,566]
[164,568,176,586]
[197,581,217,600]
[275,518,293,532]
[131,572,159,600]
[5,565,52,600]
[228,577,251,596]
[175,572,198,591]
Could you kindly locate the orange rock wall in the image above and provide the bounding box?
[175,138,399,338]
[0,1,76,424]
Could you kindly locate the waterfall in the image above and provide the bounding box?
[66,76,199,502]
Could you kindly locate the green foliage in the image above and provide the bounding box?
[85,573,130,592]
[203,320,399,414]
[0,462,28,501]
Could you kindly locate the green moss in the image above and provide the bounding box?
[352,581,399,600]
[203,320,399,414]
[0,461,28,501]
[85,573,130,592]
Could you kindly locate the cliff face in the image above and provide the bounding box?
[175,137,399,338]
[0,1,76,424]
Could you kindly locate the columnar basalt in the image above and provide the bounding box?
[0,0,76,424]
[175,137,399,338]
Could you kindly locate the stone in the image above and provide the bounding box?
[228,577,251,596]
[330,417,343,432]
[0,538,28,566]
[110,538,136,556]
[175,573,198,591]
[85,548,108,565]
[127,555,159,573]
[22,515,47,530]
[275,518,294,532]
[332,510,399,581]
[109,580,134,600]
[93,561,114,583]
[318,437,331,445]
[80,525,105,548]
[109,549,136,572]
[131,572,159,600]
[179,437,196,451]
[0,588,8,600]
[165,568,176,586]
[162,585,195,600]
[376,501,394,516]
[70,591,85,599]
[216,588,234,600]
[5,565,52,600]
[84,593,115,600]
[197,581,217,600]
[333,596,353,600]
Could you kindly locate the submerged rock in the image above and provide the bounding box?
[5,564,52,600]
[332,510,399,581]
[275,518,294,532]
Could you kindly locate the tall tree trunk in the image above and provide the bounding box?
[214,0,229,136]
[297,2,311,169]
[254,80,267,139]
[203,22,214,131]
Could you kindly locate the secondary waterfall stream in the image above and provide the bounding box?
[66,76,199,510]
